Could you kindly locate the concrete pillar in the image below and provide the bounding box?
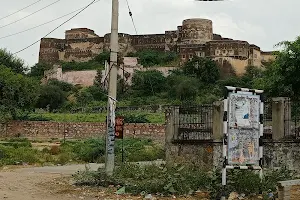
[213,101,223,141]
[272,97,291,140]
[165,107,175,144]
[165,106,180,166]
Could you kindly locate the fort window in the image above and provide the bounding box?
[182,55,186,59]
[189,54,193,59]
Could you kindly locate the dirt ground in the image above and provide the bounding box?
[0,165,198,200]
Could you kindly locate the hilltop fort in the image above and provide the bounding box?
[40,18,276,86]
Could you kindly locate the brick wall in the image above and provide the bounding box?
[0,121,165,143]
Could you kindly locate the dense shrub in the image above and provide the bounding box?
[128,50,179,67]
[122,113,150,123]
[61,138,164,163]
[60,61,104,72]
[74,164,297,199]
[36,85,66,111]
[0,144,39,165]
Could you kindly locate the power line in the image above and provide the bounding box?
[0,0,101,40]
[0,0,63,29]
[13,0,97,55]
[125,0,137,35]
[0,0,44,21]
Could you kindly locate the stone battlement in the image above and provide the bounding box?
[39,18,276,75]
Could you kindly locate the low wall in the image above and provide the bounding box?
[0,121,165,143]
[278,179,300,200]
[166,140,300,173]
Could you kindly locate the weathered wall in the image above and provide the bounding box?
[264,141,300,171]
[181,18,213,44]
[249,45,262,66]
[39,18,275,72]
[65,28,99,40]
[166,141,300,172]
[207,40,249,59]
[213,57,249,76]
[62,70,98,86]
[44,65,178,87]
[261,51,277,63]
[0,121,165,143]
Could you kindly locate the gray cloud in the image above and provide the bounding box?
[0,0,299,66]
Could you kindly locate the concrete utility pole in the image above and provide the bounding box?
[105,0,119,176]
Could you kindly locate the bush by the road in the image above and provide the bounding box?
[73,163,297,199]
[0,138,164,166]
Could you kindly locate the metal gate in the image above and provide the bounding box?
[174,105,213,142]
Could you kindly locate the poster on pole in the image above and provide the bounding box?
[115,116,124,139]
[227,91,261,165]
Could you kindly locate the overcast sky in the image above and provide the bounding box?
[0,0,299,67]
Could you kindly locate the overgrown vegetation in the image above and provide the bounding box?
[74,163,297,199]
[0,138,164,166]
[0,65,40,122]
[26,111,164,123]
[60,51,109,72]
[1,35,300,121]
[60,61,104,72]
[127,50,179,67]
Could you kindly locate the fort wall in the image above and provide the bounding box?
[44,64,178,87]
[39,18,276,73]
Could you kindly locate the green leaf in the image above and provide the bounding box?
[168,186,176,193]
[177,166,185,172]
[164,182,172,190]
[115,186,125,195]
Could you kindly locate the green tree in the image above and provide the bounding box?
[0,49,27,74]
[166,74,198,101]
[28,62,52,78]
[48,79,75,93]
[256,37,300,99]
[0,65,39,121]
[94,69,104,88]
[131,70,166,96]
[241,65,263,88]
[85,86,107,101]
[36,85,66,112]
[183,57,220,84]
[93,51,110,65]
[60,60,104,71]
[129,50,179,67]
[76,88,94,106]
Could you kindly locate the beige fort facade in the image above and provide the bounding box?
[40,18,276,86]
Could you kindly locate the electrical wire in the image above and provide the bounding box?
[0,0,101,40]
[0,0,63,29]
[0,0,44,21]
[125,0,137,35]
[13,0,97,55]
[123,0,157,95]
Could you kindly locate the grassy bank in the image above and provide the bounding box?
[0,138,165,167]
[28,112,165,124]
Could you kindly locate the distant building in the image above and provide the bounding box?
[39,18,276,76]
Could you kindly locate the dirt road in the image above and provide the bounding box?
[0,164,101,200]
[0,162,171,200]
